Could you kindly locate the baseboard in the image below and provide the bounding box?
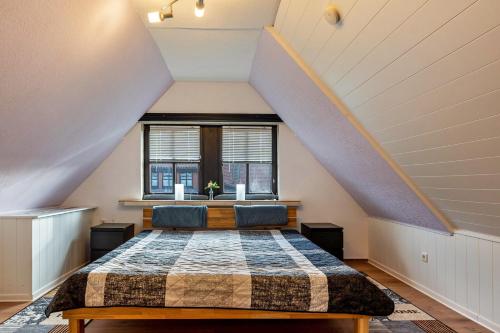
[343,258,368,261]
[0,262,89,302]
[0,293,33,302]
[369,259,499,333]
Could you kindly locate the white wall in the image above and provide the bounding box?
[64,81,368,258]
[369,218,500,332]
[63,124,144,230]
[151,81,274,114]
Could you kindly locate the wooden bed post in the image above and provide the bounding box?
[355,317,369,333]
[69,318,84,333]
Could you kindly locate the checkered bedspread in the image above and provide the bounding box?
[46,230,394,316]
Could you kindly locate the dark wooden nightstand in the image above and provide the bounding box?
[90,223,134,261]
[301,223,344,260]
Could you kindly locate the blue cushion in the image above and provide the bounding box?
[152,205,207,228]
[234,205,288,227]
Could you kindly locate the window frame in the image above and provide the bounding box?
[143,125,202,195]
[143,123,278,197]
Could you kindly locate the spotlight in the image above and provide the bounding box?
[194,0,205,17]
[147,6,173,23]
[148,0,206,22]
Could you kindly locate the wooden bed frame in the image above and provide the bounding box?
[62,205,371,333]
[63,308,370,333]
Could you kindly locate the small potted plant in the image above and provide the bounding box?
[205,180,220,200]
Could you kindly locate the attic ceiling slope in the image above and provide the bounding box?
[274,0,500,236]
[0,0,173,212]
[250,28,451,233]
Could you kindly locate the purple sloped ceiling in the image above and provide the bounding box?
[250,29,451,232]
[0,0,173,212]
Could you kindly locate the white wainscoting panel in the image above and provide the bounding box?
[494,242,500,326]
[369,218,500,332]
[0,207,94,301]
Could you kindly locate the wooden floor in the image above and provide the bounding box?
[349,261,491,333]
[0,301,30,324]
[0,260,491,332]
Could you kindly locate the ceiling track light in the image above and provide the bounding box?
[148,0,205,23]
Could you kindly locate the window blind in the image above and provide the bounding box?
[149,126,200,161]
[222,126,273,163]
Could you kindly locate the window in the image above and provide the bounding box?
[176,163,198,193]
[162,170,173,190]
[144,123,277,197]
[150,163,173,193]
[222,126,274,194]
[222,163,246,193]
[145,126,200,194]
[151,172,158,189]
[249,163,273,193]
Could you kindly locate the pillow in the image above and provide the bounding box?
[234,205,288,227]
[152,205,207,228]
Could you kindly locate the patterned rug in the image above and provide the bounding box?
[366,276,457,332]
[0,288,71,333]
[0,277,456,333]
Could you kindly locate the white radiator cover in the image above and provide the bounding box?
[0,207,94,301]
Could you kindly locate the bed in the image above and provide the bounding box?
[46,205,394,333]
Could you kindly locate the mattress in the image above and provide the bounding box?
[45,230,394,316]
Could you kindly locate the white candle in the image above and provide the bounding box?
[236,184,246,201]
[175,184,185,200]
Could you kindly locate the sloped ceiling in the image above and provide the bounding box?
[250,28,450,233]
[0,0,173,212]
[271,0,500,236]
[130,0,280,80]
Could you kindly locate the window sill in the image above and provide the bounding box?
[118,199,301,207]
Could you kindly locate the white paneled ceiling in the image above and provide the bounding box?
[275,0,500,236]
[130,0,280,80]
